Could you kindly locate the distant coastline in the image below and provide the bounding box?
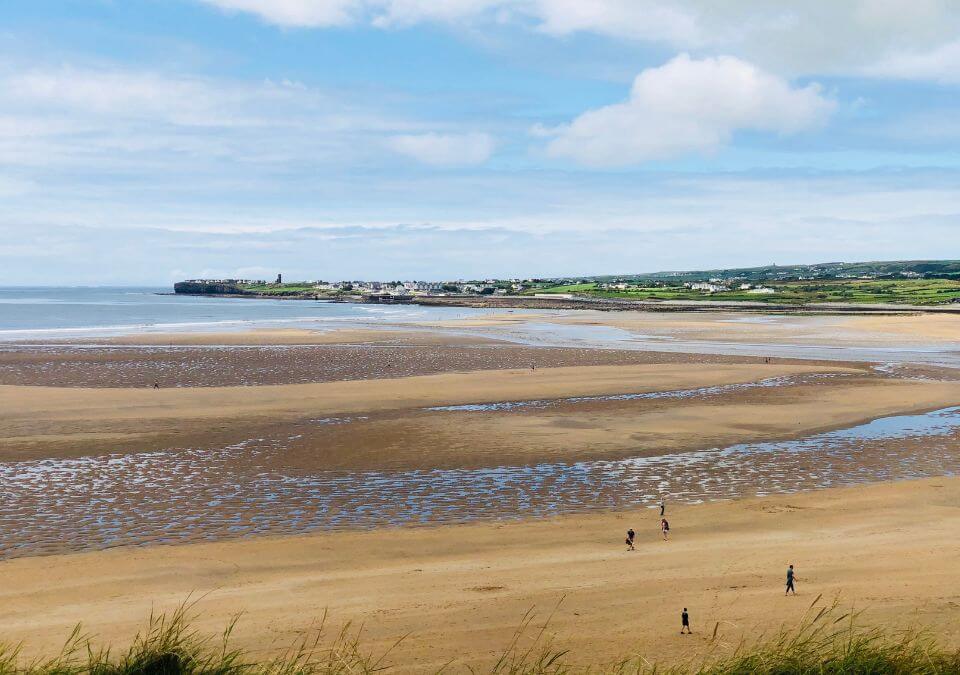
[173,284,960,315]
[174,259,960,313]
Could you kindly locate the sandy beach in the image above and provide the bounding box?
[1,478,957,671]
[5,359,960,464]
[10,3,960,669]
[425,308,960,347]
[2,311,960,668]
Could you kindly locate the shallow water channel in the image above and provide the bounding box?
[2,402,959,559]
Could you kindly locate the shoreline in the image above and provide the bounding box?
[172,290,960,314]
[4,356,960,558]
[1,310,959,669]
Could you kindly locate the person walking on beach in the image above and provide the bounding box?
[659,498,665,517]
[625,528,635,551]
[681,608,691,634]
[660,518,670,540]
[152,380,160,389]
[786,564,797,595]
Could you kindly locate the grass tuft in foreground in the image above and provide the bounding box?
[0,597,957,674]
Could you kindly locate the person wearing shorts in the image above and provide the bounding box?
[625,528,635,551]
[681,608,691,634]
[660,518,670,540]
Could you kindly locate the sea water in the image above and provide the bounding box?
[0,286,498,340]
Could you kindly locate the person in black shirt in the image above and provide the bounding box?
[681,608,691,634]
[625,528,635,551]
[786,564,797,595]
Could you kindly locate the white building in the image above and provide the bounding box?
[689,282,726,293]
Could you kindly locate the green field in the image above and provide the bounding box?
[529,279,960,306]
[237,283,329,296]
[530,283,598,294]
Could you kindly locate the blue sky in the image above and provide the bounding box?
[1,0,959,284]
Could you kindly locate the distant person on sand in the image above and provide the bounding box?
[786,564,797,595]
[681,608,691,634]
[152,381,160,389]
[660,518,670,540]
[659,498,665,517]
[625,528,635,551]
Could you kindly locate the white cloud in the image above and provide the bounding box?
[389,132,494,166]
[197,0,701,39]
[5,170,960,284]
[540,54,834,167]
[194,0,960,80]
[0,65,438,173]
[371,0,702,44]
[201,0,360,27]
[528,0,700,45]
[863,39,960,84]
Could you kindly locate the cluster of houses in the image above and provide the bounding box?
[595,279,777,295]
[310,279,531,297]
[687,281,776,294]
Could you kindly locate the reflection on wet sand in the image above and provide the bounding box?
[2,406,958,560]
[426,373,847,412]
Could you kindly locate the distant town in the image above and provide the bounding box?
[175,259,960,308]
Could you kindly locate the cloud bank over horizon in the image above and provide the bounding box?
[0,1,959,283]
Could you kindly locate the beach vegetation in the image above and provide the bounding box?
[1,598,958,674]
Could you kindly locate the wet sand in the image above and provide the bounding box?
[3,352,960,558]
[0,361,871,460]
[0,340,797,389]
[0,478,957,671]
[3,315,960,668]
[5,401,960,559]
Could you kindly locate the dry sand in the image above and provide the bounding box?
[9,364,960,468]
[4,359,960,467]
[1,478,957,671]
[429,308,960,349]
[846,313,960,342]
[1,363,844,423]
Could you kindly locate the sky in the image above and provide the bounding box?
[1,1,959,285]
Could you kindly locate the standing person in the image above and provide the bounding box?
[681,608,691,634]
[625,528,635,551]
[786,564,797,595]
[660,518,670,540]
[659,498,666,517]
[152,381,160,389]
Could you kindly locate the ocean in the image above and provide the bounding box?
[3,287,958,370]
[0,286,492,341]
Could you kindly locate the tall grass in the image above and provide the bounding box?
[0,597,957,674]
[689,597,960,675]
